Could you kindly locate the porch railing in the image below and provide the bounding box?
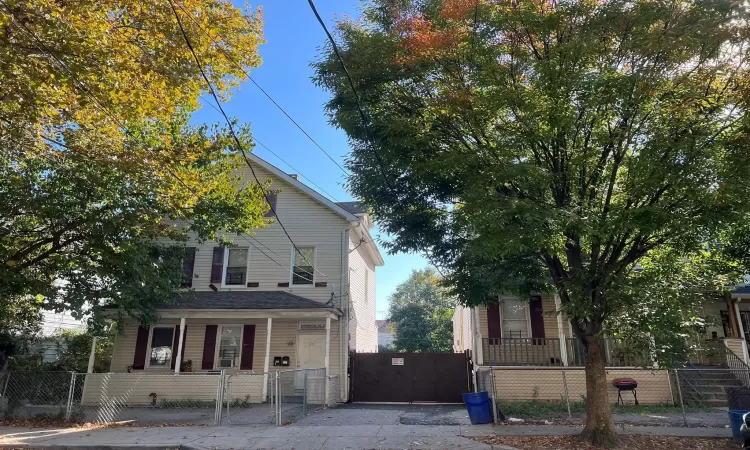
[483,337,652,367]
[482,338,564,366]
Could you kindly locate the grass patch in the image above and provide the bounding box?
[497,400,715,419]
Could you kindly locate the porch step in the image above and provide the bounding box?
[678,368,747,407]
[682,378,744,386]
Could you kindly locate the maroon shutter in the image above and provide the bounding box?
[132,326,150,370]
[264,191,277,218]
[201,325,218,370]
[170,325,187,370]
[487,304,501,343]
[183,247,196,288]
[240,325,256,370]
[210,247,224,284]
[530,295,546,342]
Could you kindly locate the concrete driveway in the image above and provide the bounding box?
[294,403,473,426]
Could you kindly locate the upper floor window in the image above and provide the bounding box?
[264,191,278,218]
[501,300,529,339]
[292,247,314,285]
[224,248,248,286]
[180,247,196,288]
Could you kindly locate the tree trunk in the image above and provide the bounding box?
[579,338,619,447]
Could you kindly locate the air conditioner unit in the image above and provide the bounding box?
[219,359,234,368]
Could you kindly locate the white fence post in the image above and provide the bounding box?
[275,371,280,426]
[65,372,75,421]
[215,370,226,426]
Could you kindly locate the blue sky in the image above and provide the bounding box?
[192,0,430,319]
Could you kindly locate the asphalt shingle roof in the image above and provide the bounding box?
[156,291,333,310]
[335,201,365,215]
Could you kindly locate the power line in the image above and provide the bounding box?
[113,31,341,204]
[306,0,453,277]
[252,137,341,202]
[237,235,316,284]
[246,235,329,277]
[305,0,395,192]
[167,0,317,270]
[0,2,198,196]
[170,0,349,177]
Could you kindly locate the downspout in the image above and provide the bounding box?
[340,228,350,402]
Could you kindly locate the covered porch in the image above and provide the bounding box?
[478,292,750,368]
[87,291,343,407]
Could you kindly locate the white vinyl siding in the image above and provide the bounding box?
[164,160,350,304]
[348,233,378,353]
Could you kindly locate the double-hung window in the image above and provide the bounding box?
[216,325,242,369]
[148,326,175,367]
[501,300,529,339]
[292,247,314,285]
[224,248,248,286]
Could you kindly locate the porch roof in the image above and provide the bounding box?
[159,291,337,312]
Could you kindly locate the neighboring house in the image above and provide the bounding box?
[39,311,85,363]
[100,154,383,404]
[453,291,750,366]
[376,320,394,349]
[454,289,750,405]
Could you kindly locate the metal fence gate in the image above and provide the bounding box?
[349,352,471,403]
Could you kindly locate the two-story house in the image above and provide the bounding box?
[97,153,383,405]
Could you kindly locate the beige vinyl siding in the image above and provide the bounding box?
[81,372,228,406]
[170,160,349,304]
[348,233,378,352]
[486,367,672,404]
[478,295,564,340]
[110,318,340,376]
[452,306,473,352]
[703,299,729,338]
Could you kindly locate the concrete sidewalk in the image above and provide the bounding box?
[0,424,734,449]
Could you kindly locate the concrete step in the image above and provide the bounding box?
[683,398,728,407]
[679,378,743,385]
[693,385,732,393]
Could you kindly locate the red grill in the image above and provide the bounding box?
[612,378,638,390]
[613,378,639,405]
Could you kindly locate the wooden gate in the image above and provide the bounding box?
[349,352,471,403]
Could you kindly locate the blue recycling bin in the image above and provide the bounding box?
[729,410,749,440]
[463,392,493,425]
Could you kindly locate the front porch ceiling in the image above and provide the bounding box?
[154,309,341,320]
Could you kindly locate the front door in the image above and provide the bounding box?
[295,333,325,389]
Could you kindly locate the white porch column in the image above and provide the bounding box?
[735,300,745,340]
[324,317,331,406]
[555,294,569,366]
[174,317,186,374]
[735,300,749,365]
[473,307,484,366]
[262,318,273,399]
[86,336,98,374]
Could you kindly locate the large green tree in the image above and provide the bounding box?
[388,268,454,352]
[315,0,750,444]
[1,1,270,328]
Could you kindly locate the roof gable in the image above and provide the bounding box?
[247,154,359,223]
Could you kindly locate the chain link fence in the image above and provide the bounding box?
[0,372,75,421]
[476,367,716,427]
[0,368,331,426]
